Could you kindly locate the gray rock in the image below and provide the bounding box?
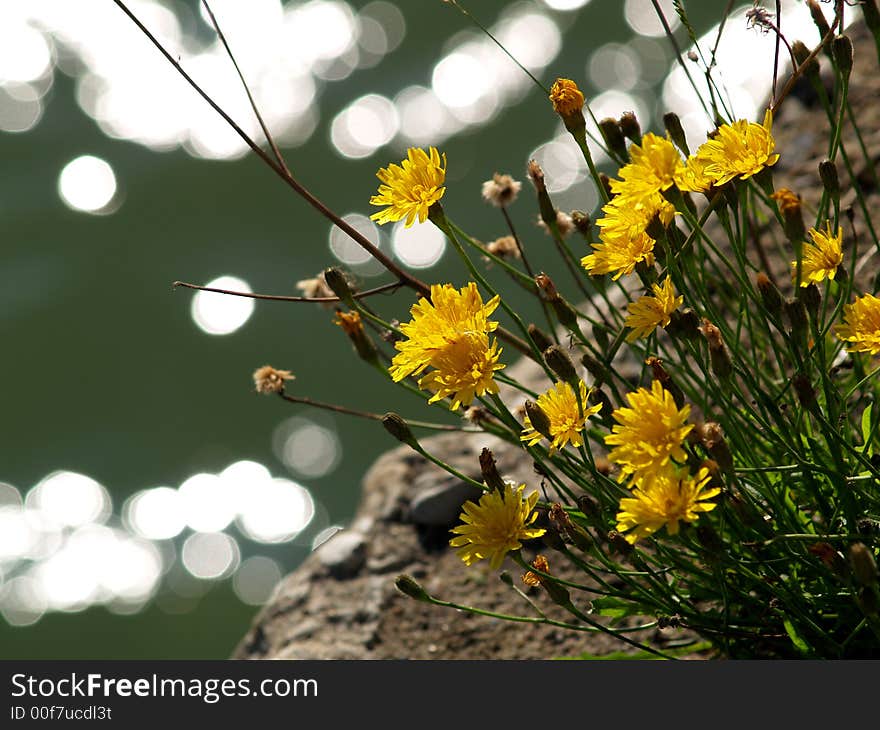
[409,475,483,526]
[316,530,367,578]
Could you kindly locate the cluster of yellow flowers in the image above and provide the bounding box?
[362,76,880,570]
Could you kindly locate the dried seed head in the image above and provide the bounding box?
[481,172,522,208]
[253,365,295,395]
[485,235,521,259]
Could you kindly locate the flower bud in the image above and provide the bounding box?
[335,310,379,365]
[793,373,816,408]
[382,412,419,449]
[832,35,853,80]
[524,400,553,441]
[663,111,690,156]
[801,282,821,320]
[581,353,607,385]
[479,447,507,493]
[395,574,431,603]
[598,173,614,201]
[576,494,601,520]
[700,319,733,380]
[527,159,546,193]
[849,543,879,587]
[666,307,701,341]
[863,0,880,34]
[756,272,784,319]
[818,159,839,198]
[792,40,821,84]
[618,111,641,144]
[785,296,809,341]
[323,266,355,306]
[701,422,734,474]
[543,345,579,385]
[771,188,806,245]
[598,117,629,160]
[589,388,614,428]
[527,324,554,353]
[807,1,831,44]
[646,356,685,409]
[570,210,592,240]
[549,78,587,135]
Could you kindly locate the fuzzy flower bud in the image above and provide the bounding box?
[646,356,685,409]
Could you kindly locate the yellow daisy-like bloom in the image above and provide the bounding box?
[417,332,505,411]
[389,283,504,410]
[450,482,546,569]
[675,153,714,193]
[605,380,694,481]
[625,277,684,342]
[581,229,655,280]
[693,109,780,186]
[793,221,843,287]
[549,77,585,117]
[834,293,880,356]
[615,465,720,544]
[520,380,602,453]
[369,146,446,227]
[622,133,685,193]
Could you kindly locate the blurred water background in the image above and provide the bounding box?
[0,0,824,657]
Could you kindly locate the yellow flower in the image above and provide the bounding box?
[581,228,655,280]
[605,380,694,481]
[625,277,683,342]
[450,482,546,569]
[416,332,505,411]
[693,109,780,186]
[834,293,880,356]
[615,465,720,544]
[521,380,601,453]
[675,154,713,193]
[369,147,446,227]
[622,133,684,193]
[549,77,584,117]
[389,283,504,410]
[793,221,843,286]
